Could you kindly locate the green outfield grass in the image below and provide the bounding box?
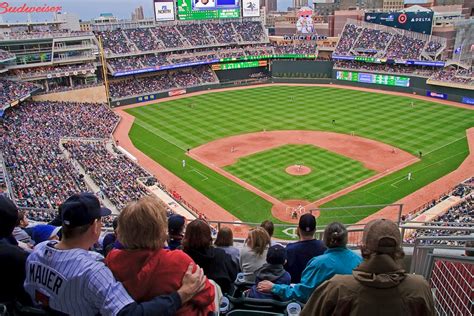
[224,144,375,201]
[125,85,473,237]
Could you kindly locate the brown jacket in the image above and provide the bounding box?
[301,254,435,316]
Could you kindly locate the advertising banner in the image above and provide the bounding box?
[242,0,259,17]
[461,97,474,105]
[364,11,434,35]
[426,91,448,100]
[169,89,187,96]
[154,0,175,21]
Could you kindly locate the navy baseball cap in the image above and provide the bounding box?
[299,213,316,232]
[61,193,111,228]
[267,244,287,265]
[168,214,186,234]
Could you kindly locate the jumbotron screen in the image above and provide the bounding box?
[336,71,410,87]
[177,0,241,20]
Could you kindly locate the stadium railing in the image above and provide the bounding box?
[409,235,474,316]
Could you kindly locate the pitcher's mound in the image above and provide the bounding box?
[285,165,312,176]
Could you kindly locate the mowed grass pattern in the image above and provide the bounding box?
[224,145,375,201]
[126,85,473,228]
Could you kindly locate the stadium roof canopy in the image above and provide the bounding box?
[404,5,432,12]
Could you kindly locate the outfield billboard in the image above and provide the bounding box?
[177,0,240,20]
[153,0,175,21]
[364,12,434,35]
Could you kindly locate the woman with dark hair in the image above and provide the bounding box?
[257,222,362,303]
[214,226,240,266]
[183,219,239,294]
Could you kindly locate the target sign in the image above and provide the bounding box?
[398,13,407,24]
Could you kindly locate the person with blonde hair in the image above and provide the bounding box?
[106,196,216,316]
[183,219,239,294]
[240,227,271,283]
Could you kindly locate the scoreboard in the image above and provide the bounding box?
[177,0,241,20]
[336,71,410,87]
[212,60,267,70]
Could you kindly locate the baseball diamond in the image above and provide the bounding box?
[122,85,473,236]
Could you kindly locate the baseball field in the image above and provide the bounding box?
[124,85,472,235]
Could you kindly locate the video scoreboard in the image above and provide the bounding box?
[336,71,410,87]
[177,0,241,20]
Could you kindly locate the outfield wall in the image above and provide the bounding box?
[111,60,473,107]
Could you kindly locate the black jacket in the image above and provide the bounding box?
[184,246,239,294]
[0,237,31,305]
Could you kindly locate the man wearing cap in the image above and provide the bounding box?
[0,195,32,308]
[301,219,435,315]
[24,193,206,315]
[167,214,186,250]
[285,213,326,283]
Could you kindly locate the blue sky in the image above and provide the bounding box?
[0,0,298,22]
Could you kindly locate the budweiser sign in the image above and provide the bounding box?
[0,2,62,14]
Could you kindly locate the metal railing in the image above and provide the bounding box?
[410,235,474,316]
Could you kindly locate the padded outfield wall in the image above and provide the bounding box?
[110,61,473,107]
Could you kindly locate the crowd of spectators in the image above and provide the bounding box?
[386,34,425,60]
[152,26,185,48]
[123,28,162,52]
[334,24,361,55]
[0,79,38,107]
[429,66,473,86]
[176,24,216,47]
[0,30,93,40]
[406,197,473,245]
[1,101,119,209]
[404,179,473,245]
[107,43,315,73]
[335,23,444,61]
[63,141,150,210]
[109,66,217,98]
[233,21,265,42]
[0,49,14,61]
[97,21,266,56]
[96,30,135,55]
[352,29,392,53]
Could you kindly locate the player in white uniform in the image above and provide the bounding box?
[24,193,205,315]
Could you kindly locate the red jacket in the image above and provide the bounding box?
[106,248,215,316]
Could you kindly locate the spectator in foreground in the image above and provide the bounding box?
[240,227,271,283]
[13,210,32,245]
[183,219,239,294]
[214,226,240,265]
[301,219,435,315]
[24,193,206,315]
[247,244,291,300]
[258,222,362,303]
[31,224,61,245]
[0,195,31,308]
[106,196,215,316]
[168,214,186,250]
[260,220,278,245]
[285,213,326,283]
[102,217,118,256]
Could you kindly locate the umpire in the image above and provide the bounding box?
[24,193,206,315]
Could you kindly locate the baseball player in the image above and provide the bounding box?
[24,193,206,315]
